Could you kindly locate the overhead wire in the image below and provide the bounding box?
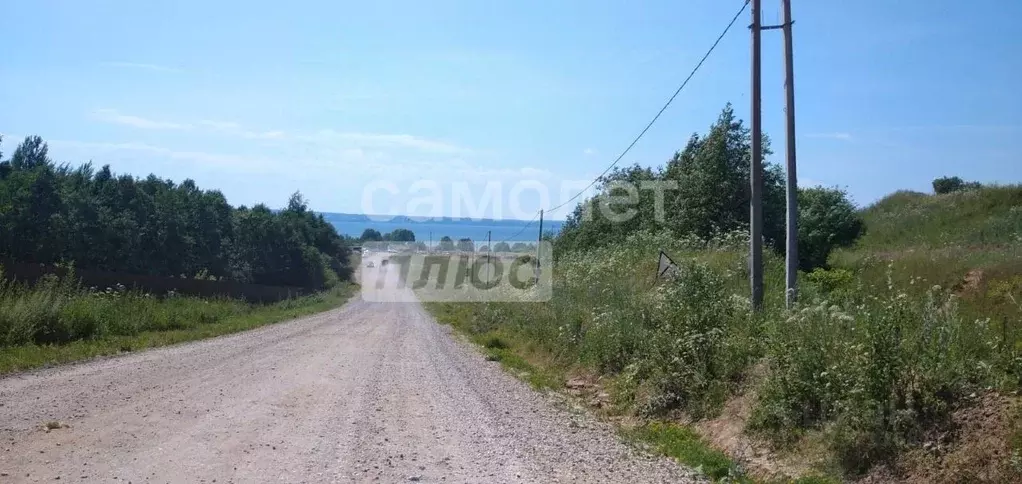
[496,0,751,245]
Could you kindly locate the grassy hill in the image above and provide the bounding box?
[832,185,1022,323]
[426,184,1022,482]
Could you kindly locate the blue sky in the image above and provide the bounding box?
[2,0,1020,220]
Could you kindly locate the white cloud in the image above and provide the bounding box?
[47,140,262,168]
[305,130,472,155]
[92,109,192,130]
[101,62,180,73]
[94,110,473,155]
[199,120,287,140]
[583,148,597,156]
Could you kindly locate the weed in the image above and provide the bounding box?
[0,277,357,374]
[484,336,510,350]
[626,421,745,482]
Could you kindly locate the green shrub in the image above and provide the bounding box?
[752,284,996,474]
[797,187,865,270]
[640,262,746,416]
[933,176,982,194]
[806,268,854,293]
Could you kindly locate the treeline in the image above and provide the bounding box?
[0,136,350,289]
[556,104,864,270]
[356,229,537,253]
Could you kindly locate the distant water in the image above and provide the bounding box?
[322,214,564,245]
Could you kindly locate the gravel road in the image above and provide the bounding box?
[0,262,700,483]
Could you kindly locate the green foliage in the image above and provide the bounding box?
[428,221,1019,477]
[797,187,865,270]
[360,228,383,241]
[626,422,745,482]
[933,176,982,194]
[0,279,356,374]
[438,236,455,251]
[456,237,475,252]
[751,284,1002,475]
[640,261,749,416]
[0,137,351,289]
[845,185,1022,251]
[493,241,512,252]
[385,228,415,242]
[664,104,784,252]
[554,104,862,268]
[805,268,855,298]
[0,272,244,347]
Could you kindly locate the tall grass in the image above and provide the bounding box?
[0,267,356,374]
[0,271,249,347]
[429,226,1021,477]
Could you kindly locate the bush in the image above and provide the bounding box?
[933,176,983,194]
[797,187,865,270]
[751,284,996,474]
[805,268,856,299]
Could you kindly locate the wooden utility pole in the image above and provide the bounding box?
[486,230,492,284]
[749,0,764,311]
[536,210,544,272]
[781,0,799,308]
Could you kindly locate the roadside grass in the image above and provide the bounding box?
[428,301,563,390]
[0,276,357,375]
[624,422,743,481]
[423,185,1022,480]
[417,187,1022,481]
[427,299,754,482]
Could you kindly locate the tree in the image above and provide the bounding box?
[511,242,530,252]
[360,228,383,241]
[457,238,475,252]
[439,236,455,251]
[414,241,428,252]
[478,245,489,252]
[663,103,784,249]
[554,103,789,255]
[493,241,512,253]
[387,228,415,242]
[0,137,353,289]
[933,176,982,194]
[556,164,661,254]
[797,187,865,270]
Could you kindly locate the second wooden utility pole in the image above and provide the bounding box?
[781,0,799,309]
[749,0,764,311]
[536,210,544,273]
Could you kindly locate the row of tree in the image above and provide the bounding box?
[358,228,416,242]
[556,104,864,270]
[434,237,537,253]
[356,228,537,254]
[0,136,351,288]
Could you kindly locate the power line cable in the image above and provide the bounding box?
[495,211,540,245]
[545,0,751,215]
[493,0,749,246]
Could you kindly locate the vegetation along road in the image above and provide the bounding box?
[0,264,701,483]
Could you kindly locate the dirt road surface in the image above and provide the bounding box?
[0,260,700,483]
